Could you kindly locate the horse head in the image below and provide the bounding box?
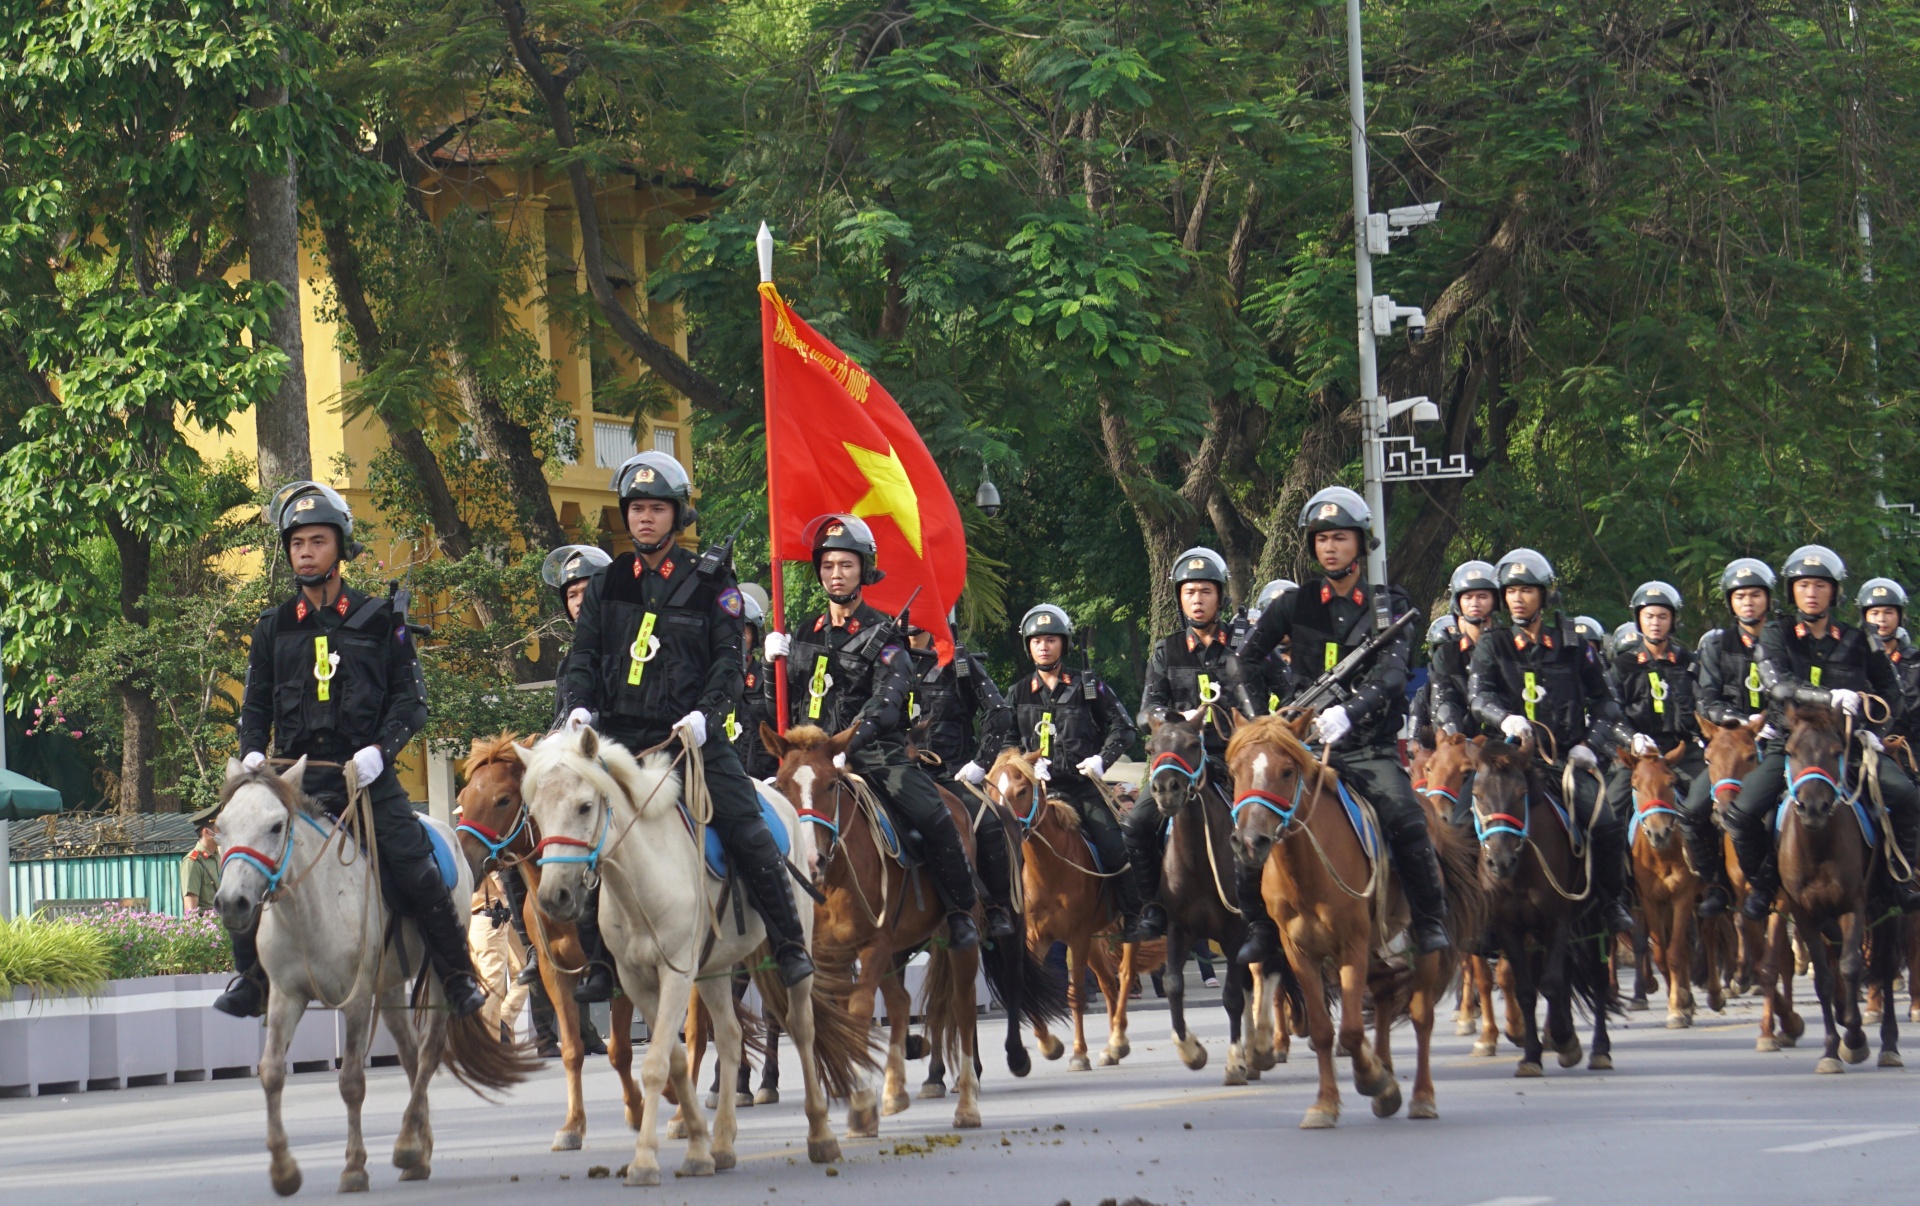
[1784,702,1848,833]
[987,748,1049,833]
[1145,711,1209,819]
[521,726,675,923]
[1697,711,1764,829]
[1467,735,1535,883]
[1622,743,1688,853]
[1223,713,1321,870]
[1419,731,1475,829]
[455,732,534,876]
[763,720,859,882]
[211,756,314,934]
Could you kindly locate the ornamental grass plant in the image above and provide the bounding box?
[0,915,110,996]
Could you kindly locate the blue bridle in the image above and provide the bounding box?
[533,803,613,871]
[223,809,334,896]
[1784,755,1848,807]
[1473,792,1530,843]
[455,809,528,863]
[1232,777,1306,829]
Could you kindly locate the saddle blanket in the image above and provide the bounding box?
[423,819,461,891]
[684,790,793,880]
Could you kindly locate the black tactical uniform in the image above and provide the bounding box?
[908,637,1017,938]
[1468,548,1637,935]
[1724,547,1920,918]
[1431,562,1500,744]
[729,589,781,780]
[218,481,484,1020]
[1859,579,1920,746]
[1605,582,1707,837]
[562,453,815,989]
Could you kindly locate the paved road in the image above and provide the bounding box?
[3,972,1914,1206]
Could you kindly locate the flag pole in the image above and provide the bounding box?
[757,221,790,734]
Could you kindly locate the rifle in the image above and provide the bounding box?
[1281,605,1423,718]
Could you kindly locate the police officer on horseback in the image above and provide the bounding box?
[1467,547,1638,937]
[1130,546,1254,942]
[560,453,816,991]
[761,515,984,950]
[992,604,1143,932]
[1607,580,1714,881]
[1691,558,1777,916]
[1429,561,1500,742]
[1234,487,1452,959]
[730,585,782,780]
[1858,579,1920,737]
[1242,580,1297,714]
[216,482,486,1020]
[1724,546,1920,919]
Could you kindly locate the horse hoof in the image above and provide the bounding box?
[1068,1054,1092,1072]
[1454,1019,1475,1036]
[808,1138,842,1165]
[846,1107,879,1139]
[1865,1010,1882,1026]
[714,1151,737,1172]
[1841,1041,1869,1066]
[904,1034,926,1061]
[736,1090,755,1108]
[391,1144,422,1171]
[1783,1013,1806,1041]
[1471,1040,1497,1058]
[1251,1046,1277,1073]
[1247,1067,1262,1081]
[1223,1066,1248,1087]
[551,1131,583,1152]
[1755,1036,1781,1053]
[626,1165,661,1187]
[1008,1046,1032,1078]
[397,1165,429,1183]
[679,1157,716,1179]
[1300,1107,1338,1130]
[270,1163,303,1198]
[882,1091,911,1116]
[1111,1038,1133,1060]
[1588,1053,1613,1071]
[917,1082,946,1100]
[1665,1014,1691,1030]
[754,1088,781,1106]
[1409,1098,1438,1121]
[1515,1062,1544,1078]
[952,1107,981,1129]
[667,1118,689,1140]
[1815,1057,1844,1075]
[1371,1081,1403,1118]
[1557,1038,1583,1068]
[1037,1034,1064,1060]
[1094,1049,1119,1068]
[1878,1050,1903,1068]
[339,1169,369,1194]
[1175,1034,1207,1071]
[1627,997,1650,1013]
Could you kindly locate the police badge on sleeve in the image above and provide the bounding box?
[718,586,744,617]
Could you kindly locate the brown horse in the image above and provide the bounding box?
[1226,715,1482,1126]
[1767,703,1902,1073]
[1698,713,1805,1051]
[455,733,642,1151]
[989,748,1152,1072]
[1417,731,1518,1057]
[1464,735,1617,1077]
[1622,745,1723,1028]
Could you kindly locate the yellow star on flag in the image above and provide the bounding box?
[844,441,923,558]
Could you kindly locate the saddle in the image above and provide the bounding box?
[845,774,924,869]
[682,786,794,881]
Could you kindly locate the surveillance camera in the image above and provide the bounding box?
[1411,399,1440,432]
[1405,311,1427,343]
[1387,201,1443,232]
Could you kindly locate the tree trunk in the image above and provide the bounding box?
[446,348,568,551]
[104,510,158,812]
[247,75,310,490]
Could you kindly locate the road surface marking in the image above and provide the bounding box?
[1118,1086,1262,1110]
[1462,1197,1553,1206]
[1766,1129,1915,1153]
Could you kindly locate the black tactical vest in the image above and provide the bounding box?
[1483,618,1596,751]
[909,647,972,766]
[1287,583,1407,746]
[268,592,397,758]
[593,552,725,731]
[1011,673,1102,765]
[1612,645,1696,738]
[1706,625,1767,716]
[785,605,894,734]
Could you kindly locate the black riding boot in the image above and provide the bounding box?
[395,856,488,1019]
[969,806,1019,941]
[213,917,267,1018]
[733,820,817,987]
[571,885,616,1004]
[918,809,982,950]
[1730,819,1778,922]
[1391,826,1453,954]
[1126,829,1167,940]
[1883,792,1920,914]
[1234,858,1281,966]
[1686,818,1732,917]
[1588,816,1636,936]
[503,868,542,987]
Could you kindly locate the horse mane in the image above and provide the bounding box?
[464,731,528,776]
[522,729,681,821]
[219,763,326,819]
[782,724,834,751]
[1787,700,1841,733]
[1472,737,1533,777]
[988,747,1042,783]
[1225,715,1326,778]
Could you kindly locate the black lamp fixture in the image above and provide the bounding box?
[975,472,1002,518]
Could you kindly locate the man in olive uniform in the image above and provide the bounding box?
[561,453,815,991]
[990,604,1143,931]
[1691,558,1777,916]
[1131,547,1258,941]
[1235,487,1450,959]
[1859,578,1920,739]
[1724,546,1920,919]
[1467,548,1638,937]
[1605,581,1708,834]
[217,482,485,1019]
[181,821,221,912]
[761,515,982,950]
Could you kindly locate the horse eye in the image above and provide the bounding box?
[576,802,591,816]
[497,795,512,809]
[269,822,283,835]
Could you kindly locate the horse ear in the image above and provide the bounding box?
[226,756,245,781]
[1470,734,1488,749]
[829,721,862,757]
[280,755,307,786]
[1147,715,1165,736]
[1663,743,1687,766]
[1285,711,1314,739]
[501,741,528,766]
[1614,745,1636,769]
[1743,714,1767,736]
[579,726,600,761]
[760,722,788,763]
[1695,712,1721,742]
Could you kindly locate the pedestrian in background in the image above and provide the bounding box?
[181,821,221,912]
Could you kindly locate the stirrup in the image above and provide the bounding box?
[773,942,816,988]
[442,972,487,1020]
[573,961,616,1004]
[945,910,981,951]
[984,905,1017,941]
[1740,887,1775,923]
[1696,884,1731,918]
[1236,921,1280,966]
[1130,903,1169,942]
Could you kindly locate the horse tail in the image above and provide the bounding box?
[918,945,981,1067]
[1568,905,1621,1020]
[982,930,1070,1031]
[440,1009,543,1098]
[1432,808,1489,993]
[751,958,879,1101]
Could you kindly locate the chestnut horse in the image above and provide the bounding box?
[1622,745,1723,1028]
[1698,714,1804,1051]
[1417,731,1518,1057]
[455,733,642,1150]
[1464,735,1617,1077]
[1226,715,1482,1126]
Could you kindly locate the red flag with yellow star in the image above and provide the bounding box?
[759,282,966,662]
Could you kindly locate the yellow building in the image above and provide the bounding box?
[194,163,703,807]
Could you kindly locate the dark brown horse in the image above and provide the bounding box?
[1465,735,1616,1077]
[1418,731,1518,1057]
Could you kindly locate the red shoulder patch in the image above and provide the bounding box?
[296,599,309,622]
[335,594,350,617]
[846,618,862,635]
[658,557,676,579]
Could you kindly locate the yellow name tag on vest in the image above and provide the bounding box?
[313,636,334,702]
[1746,663,1762,709]
[1039,710,1053,757]
[1197,672,1213,723]
[808,654,830,719]
[725,709,740,741]
[1648,671,1665,715]
[626,612,659,686]
[1810,666,1822,687]
[1324,643,1338,672]
[1522,670,1539,722]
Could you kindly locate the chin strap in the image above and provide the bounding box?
[292,562,339,589]
[826,589,860,606]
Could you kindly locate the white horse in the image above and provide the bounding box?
[520,725,873,1186]
[213,757,532,1195]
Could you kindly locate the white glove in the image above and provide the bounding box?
[1748,713,1765,726]
[675,710,708,747]
[241,751,266,771]
[1759,724,1780,742]
[351,745,385,785]
[1180,707,1204,722]
[1861,731,1885,753]
[1630,733,1659,757]
[1500,715,1532,741]
[1569,744,1598,770]
[831,752,847,769]
[1075,755,1105,779]
[1033,757,1052,782]
[1828,688,1862,716]
[1313,706,1352,746]
[956,761,986,787]
[763,631,792,661]
[565,707,592,733]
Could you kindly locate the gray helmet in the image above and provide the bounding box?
[1425,615,1458,649]
[270,481,362,586]
[1606,621,1641,660]
[1020,604,1075,642]
[1572,615,1607,644]
[1630,580,1684,618]
[1170,547,1229,589]
[1250,578,1297,622]
[1782,544,1846,587]
[1858,577,1908,617]
[541,544,611,590]
[1718,557,1776,598]
[737,582,770,629]
[805,513,884,586]
[610,451,697,530]
[1494,547,1556,591]
[1298,486,1376,547]
[1448,560,1500,611]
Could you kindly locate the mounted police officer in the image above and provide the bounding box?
[1242,579,1298,713]
[1130,546,1255,941]
[730,584,782,780]
[1691,558,1777,916]
[1572,615,1607,654]
[990,604,1143,932]
[1234,487,1450,960]
[1724,547,1920,919]
[217,482,485,1019]
[560,452,816,991]
[1429,561,1500,742]
[1467,548,1637,936]
[1606,581,1712,875]
[542,544,612,727]
[1858,579,1920,739]
[761,515,983,950]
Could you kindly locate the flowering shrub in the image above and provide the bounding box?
[67,908,233,980]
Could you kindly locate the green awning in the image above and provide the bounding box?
[0,767,62,820]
